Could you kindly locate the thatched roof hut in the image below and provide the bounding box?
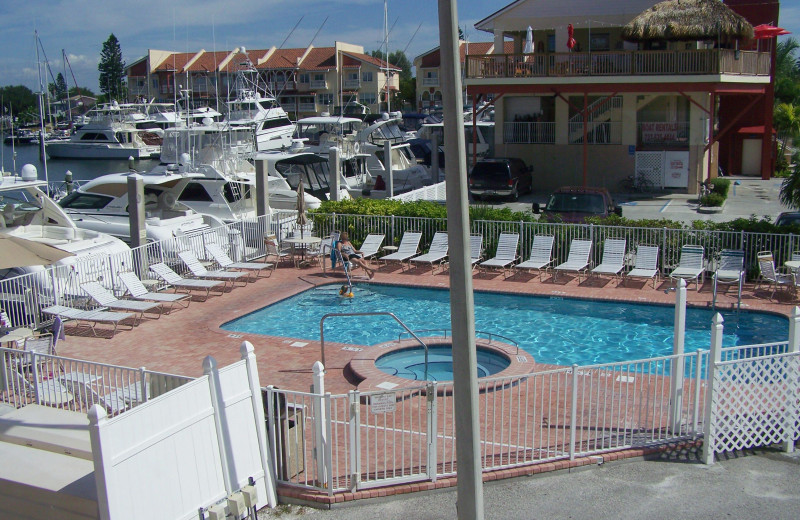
[622,0,753,43]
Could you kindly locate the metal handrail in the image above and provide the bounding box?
[397,328,520,355]
[320,312,430,379]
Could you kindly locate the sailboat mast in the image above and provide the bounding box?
[62,49,73,124]
[384,0,390,114]
[35,30,49,185]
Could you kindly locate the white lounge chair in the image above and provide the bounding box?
[591,238,627,281]
[669,245,705,291]
[206,243,274,280]
[410,232,449,274]
[624,245,660,288]
[150,262,226,300]
[552,239,592,282]
[41,305,135,336]
[178,250,250,288]
[359,234,386,264]
[480,232,520,277]
[713,249,745,304]
[515,235,554,280]
[81,281,163,324]
[756,251,795,300]
[469,234,484,270]
[5,363,73,407]
[382,232,423,270]
[118,272,190,312]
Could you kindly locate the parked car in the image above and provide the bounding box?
[774,212,800,227]
[468,158,533,201]
[533,186,622,223]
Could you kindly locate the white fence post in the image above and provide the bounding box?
[784,308,800,453]
[427,382,438,482]
[203,355,233,495]
[240,341,278,507]
[702,313,724,465]
[569,364,579,460]
[670,279,687,435]
[88,404,112,520]
[348,390,360,491]
[312,361,328,488]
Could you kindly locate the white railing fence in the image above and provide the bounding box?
[266,308,800,493]
[0,346,193,415]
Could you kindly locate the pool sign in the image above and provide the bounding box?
[370,392,397,414]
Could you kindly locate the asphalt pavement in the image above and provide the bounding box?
[259,447,800,519]
[499,176,791,225]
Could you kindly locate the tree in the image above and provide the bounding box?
[98,34,126,101]
[48,73,68,100]
[775,38,800,105]
[0,85,37,119]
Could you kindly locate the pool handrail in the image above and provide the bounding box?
[320,312,431,379]
[397,328,520,355]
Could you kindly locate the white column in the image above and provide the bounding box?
[702,313,724,465]
[88,405,112,520]
[670,279,687,434]
[255,158,270,218]
[384,141,393,196]
[203,355,234,494]
[329,147,341,201]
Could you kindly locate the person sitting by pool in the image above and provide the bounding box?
[337,232,375,278]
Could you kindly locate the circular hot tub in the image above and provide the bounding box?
[375,343,511,381]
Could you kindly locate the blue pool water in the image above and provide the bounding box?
[376,345,511,381]
[221,284,788,366]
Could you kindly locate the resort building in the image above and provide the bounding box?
[457,0,780,193]
[125,43,400,119]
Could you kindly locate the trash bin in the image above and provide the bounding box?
[227,229,244,262]
[266,389,305,480]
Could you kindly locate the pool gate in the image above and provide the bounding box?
[265,309,800,494]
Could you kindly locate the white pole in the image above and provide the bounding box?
[384,141,393,196]
[670,279,687,434]
[312,361,328,487]
[431,132,440,183]
[438,1,484,517]
[329,147,341,201]
[702,313,724,465]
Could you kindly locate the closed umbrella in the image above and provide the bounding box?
[0,233,75,269]
[567,24,576,50]
[296,179,307,238]
[524,26,534,54]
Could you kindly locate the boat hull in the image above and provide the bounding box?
[46,142,161,160]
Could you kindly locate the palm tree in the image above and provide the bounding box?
[775,38,800,104]
[774,102,800,156]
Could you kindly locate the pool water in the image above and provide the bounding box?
[376,345,511,381]
[221,284,788,366]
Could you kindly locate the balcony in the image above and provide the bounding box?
[422,77,439,86]
[297,102,316,112]
[343,78,361,90]
[504,122,555,144]
[466,49,770,80]
[310,79,327,89]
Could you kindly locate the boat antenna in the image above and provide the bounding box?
[34,30,49,186]
[61,50,73,125]
[277,16,304,51]
[383,0,391,113]
[272,16,308,102]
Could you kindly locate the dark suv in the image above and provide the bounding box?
[533,186,622,223]
[468,158,533,201]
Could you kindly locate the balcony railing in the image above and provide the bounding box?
[310,79,327,89]
[504,122,555,144]
[422,77,439,86]
[466,49,770,79]
[568,121,622,145]
[297,102,316,112]
[343,78,361,89]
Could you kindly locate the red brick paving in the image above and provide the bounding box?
[58,262,795,394]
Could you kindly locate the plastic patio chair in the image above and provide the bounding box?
[591,238,627,281]
[515,235,554,280]
[669,245,705,291]
[149,262,226,300]
[382,232,423,270]
[552,239,592,282]
[479,232,520,277]
[206,243,274,280]
[712,249,745,305]
[410,232,449,274]
[118,272,191,312]
[624,245,660,288]
[41,305,135,336]
[756,251,795,300]
[177,250,250,289]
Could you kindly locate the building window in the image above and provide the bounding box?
[318,93,334,105]
[298,73,309,84]
[347,72,359,81]
[362,71,373,82]
[359,92,376,105]
[590,33,610,52]
[152,78,159,88]
[314,73,325,82]
[547,35,555,53]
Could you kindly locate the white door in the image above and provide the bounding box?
[742,139,761,176]
[663,151,689,188]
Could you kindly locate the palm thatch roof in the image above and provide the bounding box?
[622,0,754,43]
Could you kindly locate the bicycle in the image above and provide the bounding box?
[618,174,655,194]
[698,180,712,199]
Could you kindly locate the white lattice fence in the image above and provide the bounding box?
[635,151,663,188]
[706,351,800,457]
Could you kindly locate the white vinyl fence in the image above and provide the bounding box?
[266,310,800,494]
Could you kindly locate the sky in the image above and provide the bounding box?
[1,0,798,94]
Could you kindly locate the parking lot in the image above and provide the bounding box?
[493,176,791,225]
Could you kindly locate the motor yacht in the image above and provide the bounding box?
[0,165,132,282]
[46,103,162,160]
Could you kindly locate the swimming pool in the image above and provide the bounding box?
[221,284,788,366]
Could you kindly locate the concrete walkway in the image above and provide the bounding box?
[258,447,800,519]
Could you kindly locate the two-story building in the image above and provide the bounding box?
[125,43,400,120]
[459,0,779,193]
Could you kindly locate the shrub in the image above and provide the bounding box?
[710,178,731,197]
[700,192,725,206]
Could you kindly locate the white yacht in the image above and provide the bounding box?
[0,165,132,281]
[46,103,162,160]
[57,169,227,254]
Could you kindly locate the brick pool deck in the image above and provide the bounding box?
[54,259,796,506]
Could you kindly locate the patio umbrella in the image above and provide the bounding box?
[296,179,307,238]
[0,233,75,269]
[753,24,790,39]
[524,26,534,54]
